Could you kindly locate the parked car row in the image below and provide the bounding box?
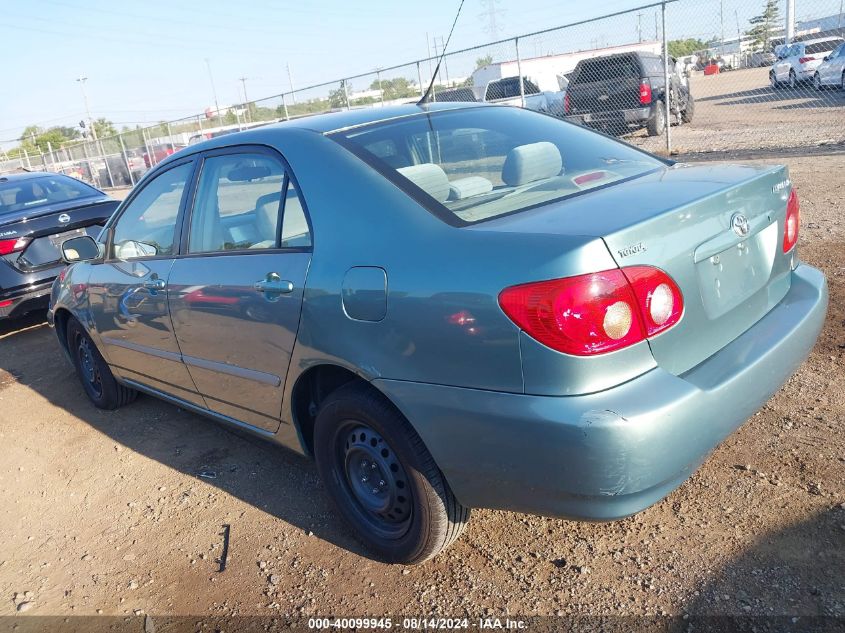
[770,36,845,89]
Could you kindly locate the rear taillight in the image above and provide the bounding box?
[0,237,29,256]
[498,266,683,356]
[639,78,652,105]
[0,299,13,309]
[564,92,571,114]
[798,56,815,64]
[783,189,800,253]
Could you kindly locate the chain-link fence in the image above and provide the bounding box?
[2,0,843,186]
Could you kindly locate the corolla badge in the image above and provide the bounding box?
[58,213,71,224]
[731,213,750,237]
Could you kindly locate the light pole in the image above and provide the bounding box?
[205,58,222,121]
[76,76,98,142]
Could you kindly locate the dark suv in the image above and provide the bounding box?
[564,52,694,136]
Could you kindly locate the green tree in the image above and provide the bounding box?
[369,77,417,100]
[475,54,493,70]
[746,0,780,52]
[92,117,117,139]
[667,38,707,57]
[328,81,350,109]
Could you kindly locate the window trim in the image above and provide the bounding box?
[176,143,314,259]
[104,157,198,263]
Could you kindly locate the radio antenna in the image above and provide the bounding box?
[418,0,466,105]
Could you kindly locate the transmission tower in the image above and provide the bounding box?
[480,0,503,39]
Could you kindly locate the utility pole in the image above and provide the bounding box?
[720,0,726,50]
[287,64,297,104]
[76,76,98,142]
[785,0,795,44]
[439,36,450,85]
[204,58,221,121]
[637,13,643,43]
[238,76,250,122]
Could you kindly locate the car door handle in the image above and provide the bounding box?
[142,278,166,291]
[253,273,294,295]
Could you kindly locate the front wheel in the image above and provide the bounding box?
[770,71,779,88]
[813,73,823,91]
[789,70,797,89]
[67,318,137,410]
[314,383,470,564]
[841,71,845,91]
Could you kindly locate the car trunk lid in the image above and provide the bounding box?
[476,162,795,375]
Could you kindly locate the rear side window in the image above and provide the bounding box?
[574,56,640,82]
[0,175,100,215]
[485,77,540,100]
[332,106,663,226]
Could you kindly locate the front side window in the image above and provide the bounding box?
[332,106,664,225]
[188,153,285,253]
[111,162,192,259]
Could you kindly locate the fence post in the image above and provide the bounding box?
[118,134,135,187]
[22,148,31,170]
[515,37,525,108]
[661,0,672,154]
[281,93,290,121]
[47,141,56,172]
[167,122,175,147]
[342,79,350,111]
[377,69,384,107]
[81,142,99,188]
[142,128,154,167]
[417,62,424,98]
[100,138,115,188]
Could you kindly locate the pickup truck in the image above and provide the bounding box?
[482,76,567,117]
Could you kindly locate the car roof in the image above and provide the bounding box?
[801,36,844,44]
[277,101,486,134]
[0,171,61,183]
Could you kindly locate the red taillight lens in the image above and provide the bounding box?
[499,266,683,356]
[639,78,652,105]
[0,237,29,256]
[0,299,13,308]
[783,189,800,253]
[620,266,684,337]
[564,92,571,114]
[798,56,815,64]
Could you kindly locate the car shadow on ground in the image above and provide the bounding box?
[0,311,375,561]
[696,84,845,108]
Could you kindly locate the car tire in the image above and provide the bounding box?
[313,382,470,564]
[681,93,695,123]
[647,100,666,136]
[770,71,779,89]
[841,71,845,91]
[789,70,797,89]
[67,317,138,410]
[813,73,823,90]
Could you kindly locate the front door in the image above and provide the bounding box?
[168,149,312,432]
[88,160,204,406]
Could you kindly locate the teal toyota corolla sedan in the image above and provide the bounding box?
[48,103,827,564]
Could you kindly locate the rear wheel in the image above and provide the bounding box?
[67,318,137,410]
[841,71,845,91]
[813,73,823,90]
[647,100,666,136]
[681,92,695,123]
[314,382,469,564]
[770,70,779,88]
[788,69,797,89]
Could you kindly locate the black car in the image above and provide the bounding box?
[564,52,694,136]
[0,172,118,319]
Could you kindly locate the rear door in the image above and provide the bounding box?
[167,147,312,432]
[88,159,205,406]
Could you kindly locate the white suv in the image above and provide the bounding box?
[770,37,845,88]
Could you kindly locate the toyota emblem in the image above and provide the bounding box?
[731,213,749,237]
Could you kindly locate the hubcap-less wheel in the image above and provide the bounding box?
[814,74,822,90]
[337,423,412,539]
[75,333,103,398]
[789,71,797,88]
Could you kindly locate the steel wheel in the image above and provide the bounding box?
[74,330,103,399]
[335,422,413,540]
[814,73,822,90]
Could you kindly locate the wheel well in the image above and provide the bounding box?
[291,364,364,457]
[53,308,72,353]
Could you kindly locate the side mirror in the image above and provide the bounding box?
[61,235,100,263]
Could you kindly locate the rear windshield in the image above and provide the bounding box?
[805,40,843,55]
[574,56,641,82]
[331,107,664,226]
[485,77,540,100]
[0,175,101,216]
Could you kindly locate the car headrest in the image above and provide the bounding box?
[449,176,493,201]
[501,142,563,187]
[397,163,450,203]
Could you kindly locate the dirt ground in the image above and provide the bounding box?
[0,153,843,624]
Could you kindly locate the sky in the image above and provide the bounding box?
[2,0,841,149]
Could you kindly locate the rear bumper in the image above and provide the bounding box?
[565,106,652,129]
[374,264,827,520]
[0,279,53,319]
